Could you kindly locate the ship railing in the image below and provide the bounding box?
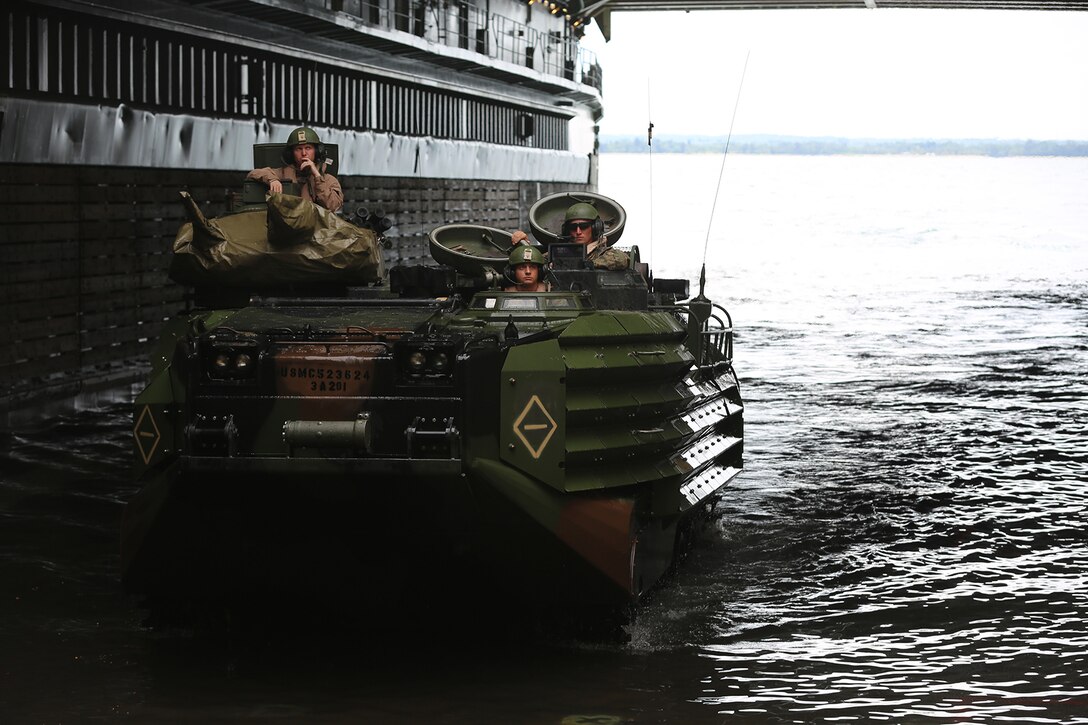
[489,15,598,85]
[311,0,601,91]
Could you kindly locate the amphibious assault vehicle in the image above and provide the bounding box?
[124,153,743,624]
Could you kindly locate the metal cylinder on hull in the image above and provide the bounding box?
[283,414,373,452]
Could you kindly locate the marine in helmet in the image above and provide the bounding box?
[561,202,629,271]
[504,245,550,292]
[247,127,344,212]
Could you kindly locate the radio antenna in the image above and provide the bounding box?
[647,78,655,270]
[415,143,424,246]
[700,50,750,286]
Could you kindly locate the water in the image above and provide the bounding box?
[2,154,1087,722]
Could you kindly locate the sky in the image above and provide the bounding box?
[581,8,1088,141]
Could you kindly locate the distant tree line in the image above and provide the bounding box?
[600,134,1088,157]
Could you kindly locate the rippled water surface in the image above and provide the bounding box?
[2,154,1086,723]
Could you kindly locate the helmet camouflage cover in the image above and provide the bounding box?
[286,127,322,147]
[509,245,546,266]
[564,202,599,222]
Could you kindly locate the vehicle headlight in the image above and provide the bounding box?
[395,340,459,384]
[205,344,261,381]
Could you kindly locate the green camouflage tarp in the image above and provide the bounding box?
[169,191,384,287]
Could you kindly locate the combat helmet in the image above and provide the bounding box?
[508,245,546,267]
[562,201,602,239]
[282,126,326,163]
[564,202,599,222]
[286,126,322,147]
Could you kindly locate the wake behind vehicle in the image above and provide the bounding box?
[124,155,744,626]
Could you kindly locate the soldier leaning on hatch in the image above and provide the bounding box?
[510,201,629,271]
[247,127,344,213]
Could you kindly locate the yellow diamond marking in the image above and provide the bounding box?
[513,395,557,459]
[133,405,161,465]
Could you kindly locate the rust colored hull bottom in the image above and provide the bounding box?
[122,464,723,631]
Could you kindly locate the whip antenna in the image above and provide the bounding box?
[701,50,750,273]
[415,143,424,245]
[647,78,655,270]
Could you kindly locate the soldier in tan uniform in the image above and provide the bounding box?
[247,127,344,213]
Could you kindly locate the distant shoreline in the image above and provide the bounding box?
[600,135,1088,157]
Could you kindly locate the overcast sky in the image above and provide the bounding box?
[581,8,1088,140]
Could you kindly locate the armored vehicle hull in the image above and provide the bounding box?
[125,201,743,623]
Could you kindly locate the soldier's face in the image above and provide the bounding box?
[567,219,594,245]
[293,144,316,166]
[514,263,539,285]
